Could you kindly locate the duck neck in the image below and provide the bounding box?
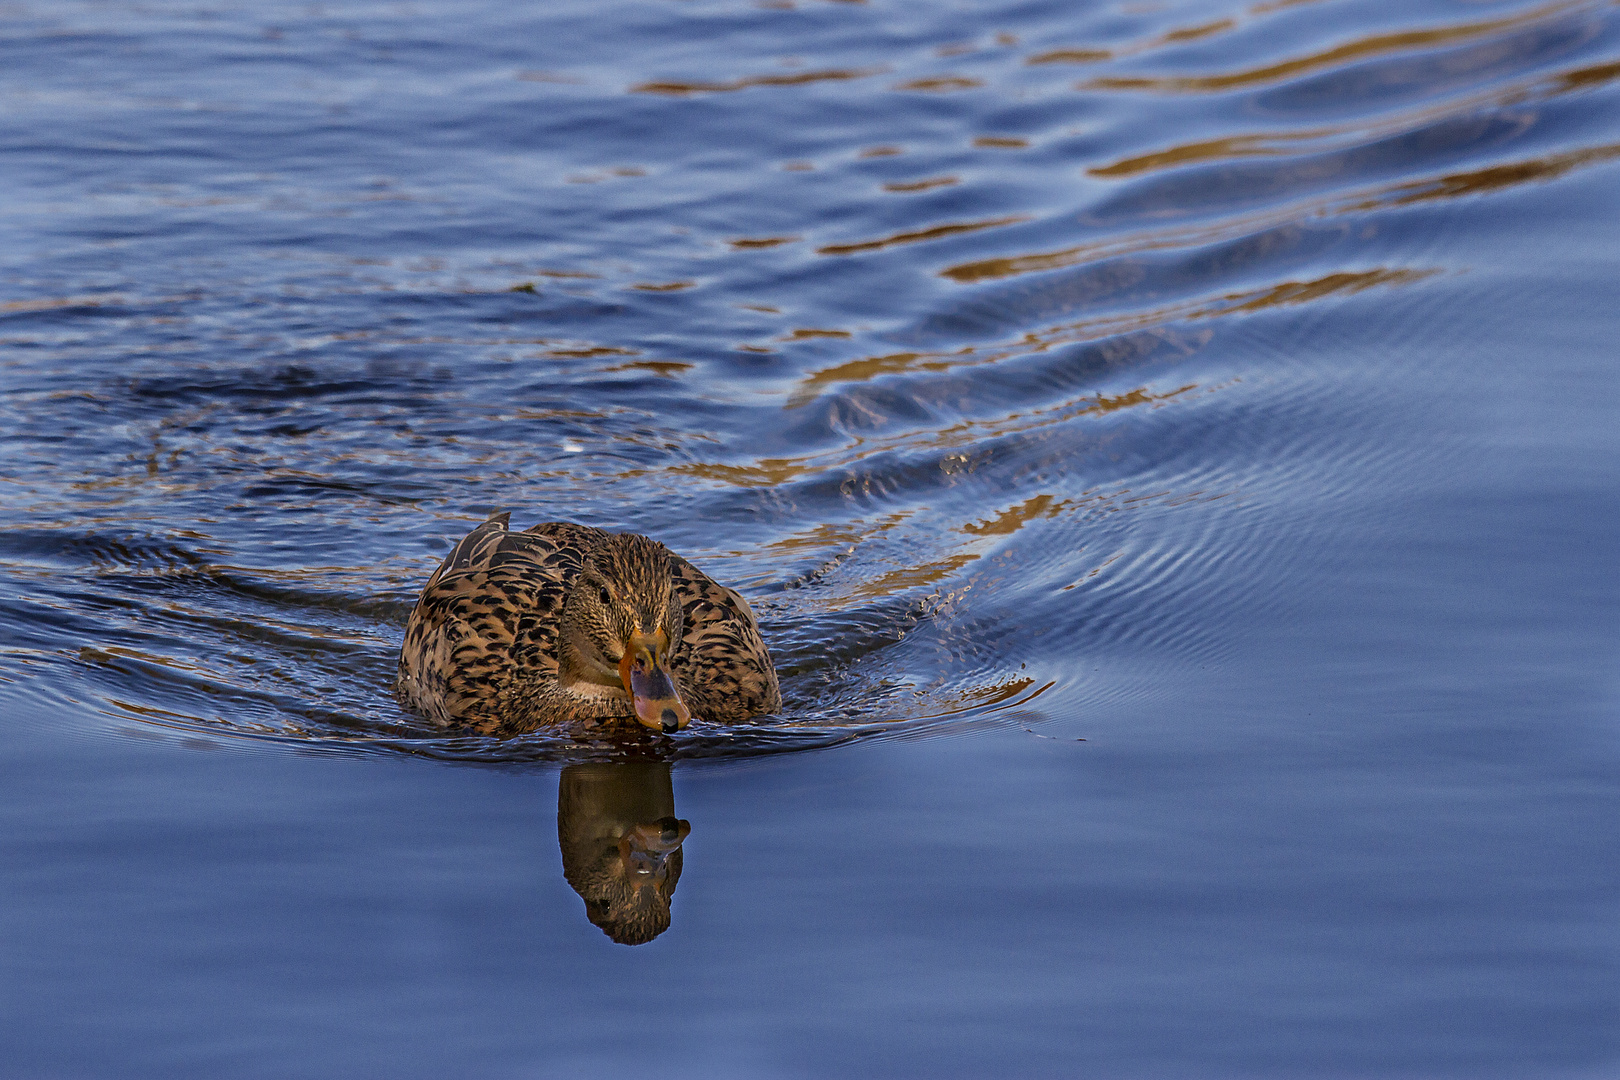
[557,607,628,703]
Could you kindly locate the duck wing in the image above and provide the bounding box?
[397,515,611,727]
[669,555,782,723]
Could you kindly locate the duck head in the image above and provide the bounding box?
[559,532,692,733]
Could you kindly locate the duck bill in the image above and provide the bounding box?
[618,631,691,734]
[616,818,692,890]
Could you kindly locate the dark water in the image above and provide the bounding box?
[3,0,1619,1074]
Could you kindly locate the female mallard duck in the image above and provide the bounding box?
[396,513,780,735]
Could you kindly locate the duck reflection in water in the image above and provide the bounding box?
[557,762,691,945]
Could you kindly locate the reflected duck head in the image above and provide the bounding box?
[576,818,691,946]
[560,533,692,733]
[559,763,692,946]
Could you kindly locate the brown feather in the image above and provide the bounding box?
[397,515,780,733]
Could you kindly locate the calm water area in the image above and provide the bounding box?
[3,0,1619,1075]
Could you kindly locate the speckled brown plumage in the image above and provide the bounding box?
[396,513,780,735]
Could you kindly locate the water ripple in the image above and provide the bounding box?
[2,0,1617,761]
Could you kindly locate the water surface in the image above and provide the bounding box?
[2,0,1619,1075]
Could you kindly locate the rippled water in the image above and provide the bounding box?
[4,0,1619,1074]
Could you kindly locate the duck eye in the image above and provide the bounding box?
[598,586,612,607]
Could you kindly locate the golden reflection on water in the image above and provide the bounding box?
[942,217,1300,285]
[893,76,983,91]
[961,493,1069,536]
[1088,133,1312,178]
[816,215,1029,256]
[674,378,1208,491]
[786,267,1428,406]
[1155,18,1238,46]
[789,351,952,404]
[600,360,693,377]
[729,235,800,249]
[764,514,911,558]
[1025,0,1342,68]
[1082,50,1583,182]
[1072,26,1618,185]
[630,67,882,96]
[884,175,960,192]
[1027,48,1112,65]
[1081,0,1589,93]
[1554,57,1620,90]
[1248,0,1332,14]
[1220,268,1438,312]
[753,480,1230,613]
[1372,139,1620,205]
[783,328,853,340]
[847,553,982,599]
[665,458,814,488]
[944,120,1619,287]
[543,345,637,358]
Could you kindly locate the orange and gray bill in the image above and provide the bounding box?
[619,631,691,733]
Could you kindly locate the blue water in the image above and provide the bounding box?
[2,0,1619,1075]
